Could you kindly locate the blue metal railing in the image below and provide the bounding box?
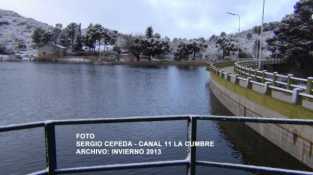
[0,115,313,175]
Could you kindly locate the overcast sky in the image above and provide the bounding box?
[0,0,298,38]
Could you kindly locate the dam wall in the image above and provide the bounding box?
[209,71,313,169]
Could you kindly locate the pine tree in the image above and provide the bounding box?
[93,24,104,54]
[32,28,52,48]
[32,28,45,47]
[52,24,62,44]
[73,24,83,52]
[64,23,79,49]
[59,31,71,48]
[267,0,313,70]
[126,36,144,61]
[145,26,154,38]
[216,35,238,59]
[174,42,192,60]
[83,24,97,52]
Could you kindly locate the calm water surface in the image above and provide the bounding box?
[0,62,310,175]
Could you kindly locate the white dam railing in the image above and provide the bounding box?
[208,59,313,110]
[234,59,310,92]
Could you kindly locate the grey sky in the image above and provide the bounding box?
[0,0,298,38]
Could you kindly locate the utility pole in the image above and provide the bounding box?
[226,12,241,60]
[258,0,266,70]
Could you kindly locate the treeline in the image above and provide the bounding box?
[174,38,208,60]
[32,22,261,62]
[32,24,213,61]
[32,23,118,54]
[124,26,170,61]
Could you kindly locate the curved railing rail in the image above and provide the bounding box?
[234,59,311,92]
[208,59,313,110]
[0,115,313,175]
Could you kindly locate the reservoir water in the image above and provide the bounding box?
[0,62,310,175]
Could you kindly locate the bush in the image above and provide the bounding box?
[0,45,13,54]
[0,21,10,26]
[246,33,253,40]
[239,50,252,58]
[253,26,261,34]
[0,44,7,54]
[16,39,27,50]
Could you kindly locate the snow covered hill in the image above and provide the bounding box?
[0,9,51,59]
[204,22,279,61]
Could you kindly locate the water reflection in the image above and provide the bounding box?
[0,62,310,175]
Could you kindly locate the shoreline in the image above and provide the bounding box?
[0,57,210,67]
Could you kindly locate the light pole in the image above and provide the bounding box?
[227,12,241,60]
[258,0,266,70]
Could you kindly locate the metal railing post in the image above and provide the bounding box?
[226,73,231,81]
[187,116,197,175]
[287,74,293,90]
[273,72,278,86]
[234,75,239,84]
[264,82,271,95]
[248,68,252,77]
[45,122,57,175]
[247,77,252,89]
[219,70,223,78]
[306,77,313,94]
[262,70,266,83]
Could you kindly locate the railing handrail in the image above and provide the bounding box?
[2,115,313,131]
[234,59,311,91]
[1,115,313,175]
[0,121,45,132]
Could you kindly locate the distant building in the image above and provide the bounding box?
[37,44,66,59]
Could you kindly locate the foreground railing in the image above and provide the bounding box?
[0,115,313,175]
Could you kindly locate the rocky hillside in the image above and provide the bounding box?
[235,22,279,58]
[205,22,279,61]
[0,9,50,59]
